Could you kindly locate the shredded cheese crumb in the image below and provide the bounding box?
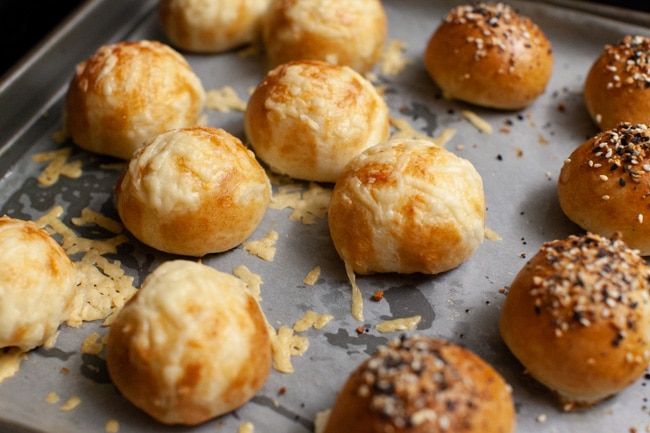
[243,230,279,261]
[390,117,457,147]
[270,325,309,373]
[270,182,332,224]
[105,419,120,433]
[303,266,321,285]
[376,315,422,333]
[461,110,492,133]
[59,396,82,412]
[32,147,83,186]
[36,206,137,327]
[380,39,411,76]
[238,422,254,433]
[345,261,364,322]
[484,227,502,241]
[81,332,104,355]
[233,265,263,301]
[45,392,60,404]
[293,311,334,332]
[314,410,331,433]
[204,86,247,112]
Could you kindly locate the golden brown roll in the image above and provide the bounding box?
[261,0,387,74]
[106,260,272,425]
[584,35,650,131]
[323,335,515,433]
[328,138,485,275]
[424,2,553,110]
[0,216,76,351]
[65,40,205,160]
[115,126,271,256]
[499,232,650,409]
[244,60,390,183]
[159,0,272,53]
[557,122,650,255]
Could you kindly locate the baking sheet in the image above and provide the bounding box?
[1,0,650,432]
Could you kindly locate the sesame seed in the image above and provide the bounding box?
[600,174,609,181]
[639,214,644,224]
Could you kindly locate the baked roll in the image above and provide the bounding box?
[424,2,553,110]
[328,138,485,275]
[557,122,650,255]
[244,60,390,183]
[261,0,387,74]
[323,335,515,433]
[159,0,272,53]
[0,216,76,351]
[106,260,272,425]
[584,35,650,131]
[65,40,205,160]
[115,126,271,256]
[499,232,650,409]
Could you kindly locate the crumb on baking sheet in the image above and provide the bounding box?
[270,182,331,225]
[81,332,104,355]
[45,392,60,404]
[376,315,421,333]
[105,419,120,433]
[36,206,137,327]
[379,39,411,76]
[485,227,502,241]
[205,85,248,112]
[270,325,309,374]
[238,421,254,433]
[32,147,83,186]
[59,396,82,412]
[293,310,334,332]
[390,116,457,146]
[461,110,492,133]
[243,230,278,261]
[233,264,263,301]
[303,266,321,285]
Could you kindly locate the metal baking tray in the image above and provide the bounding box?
[1,0,650,432]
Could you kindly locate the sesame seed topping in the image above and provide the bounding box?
[444,2,548,66]
[585,123,650,183]
[354,335,491,429]
[600,35,650,90]
[528,232,650,340]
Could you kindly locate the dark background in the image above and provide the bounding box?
[1,0,649,79]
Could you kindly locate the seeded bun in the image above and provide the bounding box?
[115,126,271,256]
[106,260,271,425]
[244,60,390,183]
[558,123,650,255]
[65,40,205,160]
[499,233,650,409]
[323,335,515,433]
[328,138,485,275]
[159,0,272,53]
[584,35,650,131]
[261,0,387,74]
[424,2,553,110]
[0,216,76,351]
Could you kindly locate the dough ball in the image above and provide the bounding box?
[424,2,553,110]
[159,0,272,53]
[499,232,650,409]
[244,59,390,183]
[65,40,205,160]
[115,126,271,256]
[584,35,650,131]
[261,0,387,74]
[558,122,650,255]
[106,260,271,425]
[323,335,515,433]
[0,216,76,351]
[328,138,486,275]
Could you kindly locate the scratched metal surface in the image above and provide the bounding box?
[1,1,649,432]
